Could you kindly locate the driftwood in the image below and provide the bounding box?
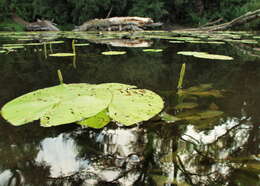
[73,17,162,31]
[12,12,60,31]
[187,9,260,32]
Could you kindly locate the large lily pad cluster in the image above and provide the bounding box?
[1,83,164,128]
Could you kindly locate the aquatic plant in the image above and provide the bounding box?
[1,83,164,128]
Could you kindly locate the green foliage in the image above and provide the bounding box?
[0,0,258,30]
[0,19,25,31]
[128,0,168,21]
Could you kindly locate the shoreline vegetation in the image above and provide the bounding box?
[0,0,259,32]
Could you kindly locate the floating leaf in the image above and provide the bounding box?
[77,109,111,129]
[101,51,126,55]
[0,50,6,53]
[225,39,258,44]
[143,49,163,52]
[187,41,225,44]
[109,89,164,126]
[74,43,90,46]
[178,89,223,98]
[169,41,185,44]
[175,102,198,109]
[160,112,181,123]
[49,53,75,57]
[186,84,213,92]
[2,45,24,49]
[1,84,112,127]
[177,51,233,60]
[46,41,64,44]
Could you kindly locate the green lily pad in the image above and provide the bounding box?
[46,41,64,44]
[169,41,185,44]
[101,51,126,55]
[109,88,164,126]
[1,84,112,127]
[49,53,76,57]
[177,51,233,60]
[74,43,90,46]
[0,50,6,53]
[143,49,163,52]
[77,109,111,128]
[2,46,24,49]
[187,41,225,44]
[225,39,258,44]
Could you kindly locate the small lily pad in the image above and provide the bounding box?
[74,43,90,46]
[101,51,126,55]
[187,41,225,44]
[177,51,233,60]
[169,41,185,44]
[49,53,76,57]
[46,41,64,44]
[143,49,163,52]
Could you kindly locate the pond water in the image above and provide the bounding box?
[0,31,259,186]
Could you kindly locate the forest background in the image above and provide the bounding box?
[0,0,259,31]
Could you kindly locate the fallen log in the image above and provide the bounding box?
[73,16,162,31]
[12,12,60,31]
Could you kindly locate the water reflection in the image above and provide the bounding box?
[36,133,89,178]
[0,32,259,185]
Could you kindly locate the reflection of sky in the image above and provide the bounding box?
[97,128,139,156]
[182,117,248,144]
[35,133,89,178]
[35,128,142,184]
[156,117,252,184]
[0,170,12,186]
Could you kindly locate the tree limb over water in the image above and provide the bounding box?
[186,9,260,32]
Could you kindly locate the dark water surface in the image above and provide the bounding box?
[0,31,259,186]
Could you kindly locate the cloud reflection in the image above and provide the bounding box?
[35,133,89,178]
